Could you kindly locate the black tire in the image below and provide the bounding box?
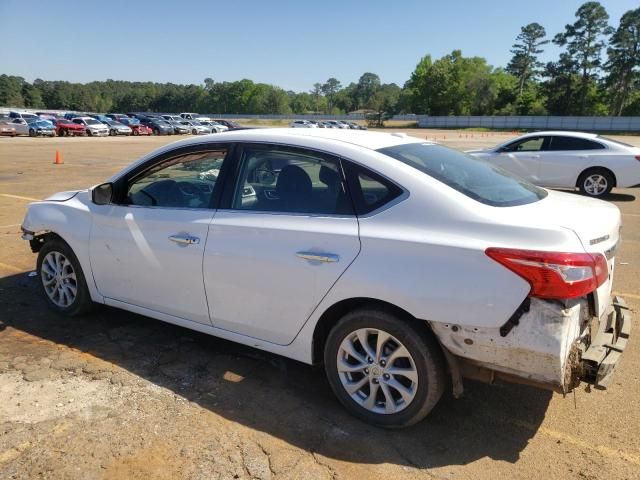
[578,168,614,198]
[133,129,139,136]
[29,128,36,137]
[153,128,159,136]
[109,129,116,136]
[192,129,197,135]
[324,307,445,428]
[36,237,94,316]
[59,128,66,137]
[86,129,92,137]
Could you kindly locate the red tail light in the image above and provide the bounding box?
[485,248,608,299]
[635,155,640,161]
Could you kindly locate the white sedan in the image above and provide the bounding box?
[467,131,640,197]
[21,129,631,427]
[6,118,31,136]
[179,120,211,135]
[290,120,318,128]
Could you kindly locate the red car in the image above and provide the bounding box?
[54,118,86,137]
[119,118,152,136]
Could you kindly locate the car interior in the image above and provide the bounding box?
[122,147,399,215]
[232,150,352,215]
[126,152,226,209]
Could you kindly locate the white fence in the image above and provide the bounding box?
[415,115,640,132]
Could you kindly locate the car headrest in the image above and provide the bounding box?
[319,165,341,189]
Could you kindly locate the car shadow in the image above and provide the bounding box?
[0,271,551,468]
[604,192,637,202]
[559,188,637,202]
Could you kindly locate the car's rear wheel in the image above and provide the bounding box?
[37,238,94,316]
[324,308,445,428]
[578,168,614,198]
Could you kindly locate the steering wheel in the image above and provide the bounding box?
[177,181,199,196]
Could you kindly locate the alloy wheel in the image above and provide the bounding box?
[584,174,608,196]
[41,251,78,308]
[337,328,418,414]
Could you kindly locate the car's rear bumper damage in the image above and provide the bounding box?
[431,295,632,396]
[579,296,631,389]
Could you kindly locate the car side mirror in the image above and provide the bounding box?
[92,182,113,205]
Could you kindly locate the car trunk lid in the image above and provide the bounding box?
[494,190,621,317]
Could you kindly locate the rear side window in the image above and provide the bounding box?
[230,145,353,215]
[378,143,547,207]
[343,162,403,215]
[548,136,605,151]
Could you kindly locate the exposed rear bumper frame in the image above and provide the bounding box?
[580,295,632,389]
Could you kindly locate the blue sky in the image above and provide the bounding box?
[1,0,637,91]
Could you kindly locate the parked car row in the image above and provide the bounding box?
[290,119,367,130]
[0,111,244,138]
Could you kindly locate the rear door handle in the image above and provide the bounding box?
[169,234,200,245]
[296,251,339,263]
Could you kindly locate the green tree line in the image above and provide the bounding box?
[1,2,638,117]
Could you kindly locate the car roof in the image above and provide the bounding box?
[163,128,425,151]
[516,131,599,139]
[112,129,433,183]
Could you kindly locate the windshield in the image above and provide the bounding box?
[85,119,101,125]
[378,143,547,207]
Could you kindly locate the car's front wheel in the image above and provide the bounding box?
[37,238,94,316]
[578,168,614,197]
[324,308,445,428]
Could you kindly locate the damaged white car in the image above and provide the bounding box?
[21,129,631,427]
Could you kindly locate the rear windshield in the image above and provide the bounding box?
[378,143,547,207]
[597,136,634,148]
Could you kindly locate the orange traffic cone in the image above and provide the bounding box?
[54,150,63,165]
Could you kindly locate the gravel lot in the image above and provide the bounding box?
[0,130,639,480]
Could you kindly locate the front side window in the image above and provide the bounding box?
[126,149,228,209]
[503,137,546,152]
[378,143,547,207]
[231,145,352,215]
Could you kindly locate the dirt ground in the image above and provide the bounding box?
[0,128,639,480]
